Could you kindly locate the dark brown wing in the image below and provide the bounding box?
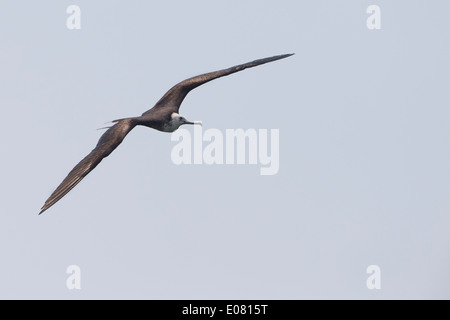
[39,119,137,215]
[142,53,294,116]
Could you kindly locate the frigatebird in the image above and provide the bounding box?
[39,53,294,214]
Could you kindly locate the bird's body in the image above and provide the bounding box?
[39,53,294,214]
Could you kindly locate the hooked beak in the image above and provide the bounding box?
[185,120,202,126]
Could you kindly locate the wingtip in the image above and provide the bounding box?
[276,53,295,60]
[96,126,112,130]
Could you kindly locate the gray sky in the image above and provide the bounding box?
[1,0,449,299]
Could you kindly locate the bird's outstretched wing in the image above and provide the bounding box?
[142,53,294,115]
[39,119,137,215]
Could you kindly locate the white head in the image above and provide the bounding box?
[163,112,202,132]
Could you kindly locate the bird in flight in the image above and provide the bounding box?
[39,53,294,214]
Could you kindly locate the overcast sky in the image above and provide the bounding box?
[0,0,449,299]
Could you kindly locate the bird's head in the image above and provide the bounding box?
[170,113,202,130]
